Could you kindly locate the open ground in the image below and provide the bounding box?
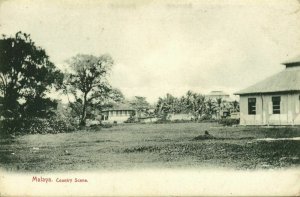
[0,122,300,172]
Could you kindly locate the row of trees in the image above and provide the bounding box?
[155,91,239,121]
[0,32,239,134]
[0,32,122,134]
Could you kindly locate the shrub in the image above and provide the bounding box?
[218,118,240,126]
[29,117,76,134]
[199,114,212,121]
[124,116,137,123]
[101,123,113,128]
[0,118,22,136]
[89,124,102,130]
[0,116,76,135]
[154,119,171,124]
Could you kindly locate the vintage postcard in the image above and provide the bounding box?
[0,0,300,196]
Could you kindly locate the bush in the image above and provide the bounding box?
[101,123,113,128]
[0,119,22,136]
[199,114,212,121]
[89,124,102,130]
[124,116,137,123]
[154,119,171,124]
[29,117,76,134]
[0,116,76,135]
[218,118,240,126]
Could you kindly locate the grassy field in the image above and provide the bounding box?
[1,122,300,172]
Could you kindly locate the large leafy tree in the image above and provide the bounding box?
[129,96,150,118]
[67,87,124,122]
[63,54,116,126]
[0,32,63,123]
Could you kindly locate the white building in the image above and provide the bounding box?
[235,55,300,125]
[207,91,231,101]
[101,104,135,124]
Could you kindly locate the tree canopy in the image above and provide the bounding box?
[63,54,120,126]
[0,32,63,122]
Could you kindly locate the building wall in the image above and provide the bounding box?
[140,117,158,123]
[169,113,193,121]
[102,110,134,123]
[239,93,300,125]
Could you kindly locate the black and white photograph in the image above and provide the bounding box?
[0,0,300,196]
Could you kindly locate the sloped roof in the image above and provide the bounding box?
[102,103,134,111]
[282,55,300,65]
[235,67,300,95]
[207,91,229,96]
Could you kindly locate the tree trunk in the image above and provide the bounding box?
[80,93,87,126]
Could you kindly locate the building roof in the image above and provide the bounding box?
[207,91,229,97]
[235,66,300,95]
[102,103,135,111]
[282,55,300,65]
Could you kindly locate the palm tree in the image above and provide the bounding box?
[205,98,217,119]
[216,98,224,119]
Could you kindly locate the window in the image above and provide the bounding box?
[272,96,281,114]
[248,98,256,115]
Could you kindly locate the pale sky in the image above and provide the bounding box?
[1,0,300,103]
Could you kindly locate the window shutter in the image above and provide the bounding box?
[268,102,272,114]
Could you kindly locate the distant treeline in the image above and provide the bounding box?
[154,91,239,121]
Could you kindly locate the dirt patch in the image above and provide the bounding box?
[193,131,216,140]
[123,146,161,153]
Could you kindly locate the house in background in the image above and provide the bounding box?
[207,91,237,119]
[101,103,135,124]
[235,55,300,125]
[207,91,231,101]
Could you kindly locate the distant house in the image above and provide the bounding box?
[101,103,135,124]
[207,91,236,119]
[235,55,300,125]
[207,91,231,101]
